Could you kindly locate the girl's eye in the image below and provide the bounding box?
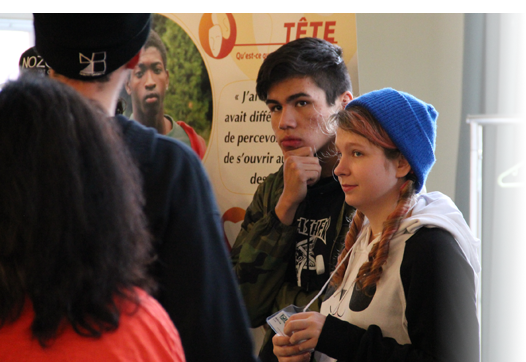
[353,151,363,157]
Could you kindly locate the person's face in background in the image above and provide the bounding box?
[126,46,169,121]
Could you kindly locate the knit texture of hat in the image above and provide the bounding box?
[345,88,438,193]
[33,14,151,80]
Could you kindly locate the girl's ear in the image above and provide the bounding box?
[396,155,412,179]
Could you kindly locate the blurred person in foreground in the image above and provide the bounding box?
[0,75,185,362]
[31,13,256,362]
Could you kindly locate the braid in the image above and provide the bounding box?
[356,179,415,293]
[331,210,364,287]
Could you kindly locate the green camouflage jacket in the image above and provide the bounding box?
[231,166,354,329]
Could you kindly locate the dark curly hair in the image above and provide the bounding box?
[0,74,155,346]
[256,37,352,104]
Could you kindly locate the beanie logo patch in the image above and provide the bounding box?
[79,52,107,77]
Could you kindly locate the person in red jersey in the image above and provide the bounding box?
[0,75,185,362]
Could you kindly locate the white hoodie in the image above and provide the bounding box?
[316,191,480,362]
[399,191,480,279]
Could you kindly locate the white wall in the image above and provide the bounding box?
[0,14,33,89]
[355,13,464,200]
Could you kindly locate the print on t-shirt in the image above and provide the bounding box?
[295,217,331,287]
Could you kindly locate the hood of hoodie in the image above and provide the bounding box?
[397,191,481,277]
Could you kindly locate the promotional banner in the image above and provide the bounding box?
[146,13,359,249]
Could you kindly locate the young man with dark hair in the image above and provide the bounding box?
[32,13,256,362]
[231,37,355,361]
[125,30,206,158]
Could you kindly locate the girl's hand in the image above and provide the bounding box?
[273,334,311,362]
[272,312,326,361]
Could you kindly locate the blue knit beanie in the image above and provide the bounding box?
[345,88,438,193]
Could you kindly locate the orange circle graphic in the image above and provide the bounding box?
[199,13,237,59]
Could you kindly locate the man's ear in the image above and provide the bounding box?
[166,69,170,90]
[396,155,412,179]
[124,77,132,95]
[126,51,141,70]
[338,90,353,109]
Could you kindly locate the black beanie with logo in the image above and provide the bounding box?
[33,13,151,80]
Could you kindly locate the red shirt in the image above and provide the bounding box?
[0,289,185,362]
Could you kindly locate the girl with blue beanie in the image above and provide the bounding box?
[272,88,480,362]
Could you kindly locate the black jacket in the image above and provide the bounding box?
[115,116,257,362]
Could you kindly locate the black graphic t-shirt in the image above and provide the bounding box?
[286,176,345,293]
